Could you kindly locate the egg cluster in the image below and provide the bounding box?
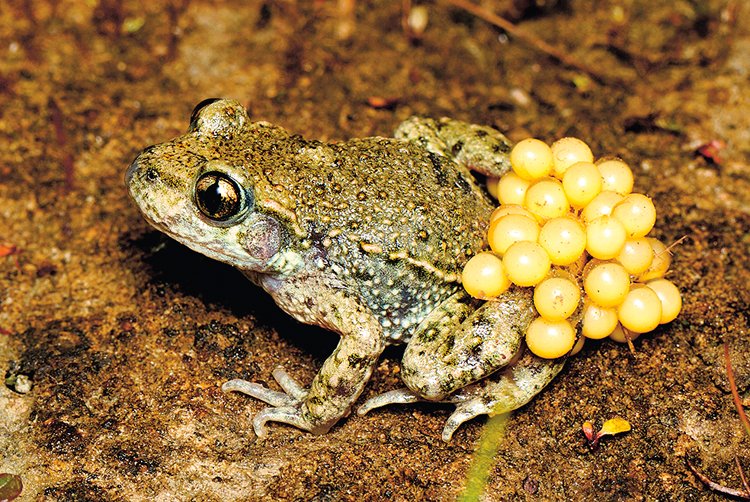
[462,137,681,359]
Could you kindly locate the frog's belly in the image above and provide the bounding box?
[344,257,461,344]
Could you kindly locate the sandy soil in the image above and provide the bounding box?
[1,0,749,500]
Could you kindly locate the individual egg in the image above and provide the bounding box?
[596,158,634,195]
[581,302,619,339]
[503,241,551,287]
[618,286,662,333]
[462,252,511,299]
[488,214,540,255]
[510,138,554,180]
[646,279,682,324]
[585,215,627,260]
[551,137,594,178]
[638,238,671,281]
[583,261,630,308]
[533,276,581,321]
[562,161,602,208]
[538,216,587,266]
[616,238,654,275]
[489,204,536,224]
[524,178,570,221]
[526,317,576,359]
[496,172,532,205]
[581,190,625,223]
[609,323,641,344]
[612,193,656,238]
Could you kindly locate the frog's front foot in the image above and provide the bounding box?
[223,367,331,437]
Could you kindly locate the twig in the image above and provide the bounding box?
[48,98,75,192]
[724,342,750,438]
[665,235,689,254]
[737,457,750,495]
[687,460,750,499]
[442,0,624,87]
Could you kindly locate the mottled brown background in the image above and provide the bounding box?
[1,0,749,500]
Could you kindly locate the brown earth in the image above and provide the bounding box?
[1,0,749,500]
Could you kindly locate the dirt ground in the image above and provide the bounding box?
[1,0,749,500]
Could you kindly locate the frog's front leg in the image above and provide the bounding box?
[395,116,513,178]
[223,273,385,437]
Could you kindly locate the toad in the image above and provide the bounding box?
[126,99,568,441]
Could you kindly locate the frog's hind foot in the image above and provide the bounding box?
[357,387,493,441]
[357,388,420,416]
[359,351,567,441]
[357,387,489,441]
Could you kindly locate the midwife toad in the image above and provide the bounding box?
[126,98,570,441]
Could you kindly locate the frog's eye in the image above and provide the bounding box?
[194,172,246,222]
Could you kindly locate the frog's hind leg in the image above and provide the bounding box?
[440,351,566,441]
[399,287,536,401]
[358,349,566,442]
[357,287,569,441]
[394,116,513,178]
[358,288,534,414]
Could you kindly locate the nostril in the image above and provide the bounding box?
[145,168,158,181]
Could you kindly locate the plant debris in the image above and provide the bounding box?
[582,417,631,450]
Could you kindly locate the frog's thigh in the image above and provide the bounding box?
[401,287,535,401]
[394,116,513,178]
[440,351,566,441]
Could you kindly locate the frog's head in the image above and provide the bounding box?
[126,98,289,273]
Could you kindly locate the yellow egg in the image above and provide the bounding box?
[609,323,641,344]
[581,191,624,223]
[612,193,656,238]
[585,215,627,260]
[503,241,551,287]
[616,238,654,275]
[638,238,671,281]
[496,172,532,205]
[486,177,500,199]
[461,252,511,299]
[510,138,554,180]
[597,158,634,195]
[489,204,536,225]
[618,286,662,333]
[646,279,682,324]
[488,214,540,255]
[551,137,594,178]
[583,261,630,307]
[524,178,570,221]
[562,161,602,208]
[538,216,587,266]
[569,334,586,355]
[533,277,581,321]
[581,302,619,339]
[526,317,576,359]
